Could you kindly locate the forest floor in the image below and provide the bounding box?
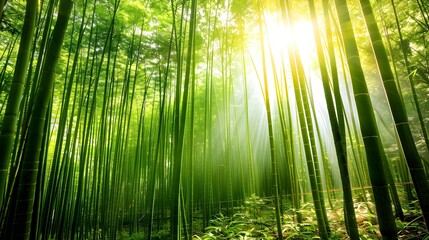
[190,196,429,240]
[118,195,428,239]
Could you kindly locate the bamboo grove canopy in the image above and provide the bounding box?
[0,0,428,239]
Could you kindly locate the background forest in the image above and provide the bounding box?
[0,0,429,239]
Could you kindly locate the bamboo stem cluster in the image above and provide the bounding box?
[0,0,428,239]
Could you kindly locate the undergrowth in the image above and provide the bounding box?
[192,195,429,240]
[117,195,428,239]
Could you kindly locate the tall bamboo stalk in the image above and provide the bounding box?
[258,5,283,239]
[308,0,359,238]
[0,0,38,208]
[0,0,6,20]
[171,0,197,238]
[334,0,398,238]
[6,0,72,239]
[360,0,429,227]
[391,0,429,162]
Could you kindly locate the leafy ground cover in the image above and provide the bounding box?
[117,195,428,239]
[191,196,429,240]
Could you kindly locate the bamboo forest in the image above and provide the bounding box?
[1,0,429,239]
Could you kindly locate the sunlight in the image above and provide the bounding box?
[2,1,427,239]
[263,14,316,65]
[245,12,317,76]
[244,12,327,141]
[245,12,321,102]
[266,14,329,117]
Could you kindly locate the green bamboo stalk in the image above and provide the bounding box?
[279,3,329,236]
[219,4,234,215]
[391,0,429,166]
[416,0,429,28]
[374,109,405,220]
[102,31,122,238]
[375,0,418,204]
[0,0,6,20]
[76,2,100,236]
[7,0,72,239]
[29,96,53,240]
[171,0,197,238]
[148,34,173,239]
[69,1,97,237]
[202,1,217,227]
[187,23,197,238]
[283,64,302,223]
[241,43,256,196]
[258,6,283,239]
[329,4,373,194]
[276,1,302,224]
[292,70,329,239]
[0,0,38,207]
[296,57,331,238]
[125,36,145,230]
[360,0,429,227]
[323,1,346,156]
[0,35,19,100]
[48,15,77,236]
[378,1,415,202]
[335,34,372,206]
[37,3,89,238]
[343,105,373,209]
[283,2,330,234]
[272,42,296,220]
[308,0,359,238]
[24,0,56,125]
[333,0,398,238]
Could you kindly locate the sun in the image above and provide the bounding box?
[262,13,326,98]
[245,12,318,82]
[245,12,317,72]
[244,12,325,113]
[263,13,316,63]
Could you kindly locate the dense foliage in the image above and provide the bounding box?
[0,0,428,239]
